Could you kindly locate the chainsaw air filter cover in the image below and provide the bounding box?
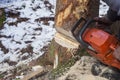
[83,28,118,54]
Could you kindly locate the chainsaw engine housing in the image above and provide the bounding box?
[83,28,117,54]
[72,17,120,69]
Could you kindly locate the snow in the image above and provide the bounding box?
[0,0,108,72]
[99,0,109,17]
[0,0,56,72]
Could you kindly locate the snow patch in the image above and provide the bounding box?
[0,0,56,72]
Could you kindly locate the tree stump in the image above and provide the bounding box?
[51,0,100,67]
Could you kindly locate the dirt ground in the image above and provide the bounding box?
[31,56,120,80]
[50,56,120,80]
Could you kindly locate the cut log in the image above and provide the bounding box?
[22,66,44,80]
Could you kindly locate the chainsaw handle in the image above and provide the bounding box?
[71,17,86,41]
[78,19,95,48]
[72,17,96,48]
[71,17,86,33]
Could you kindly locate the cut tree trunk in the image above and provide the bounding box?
[54,0,99,48]
[49,0,99,67]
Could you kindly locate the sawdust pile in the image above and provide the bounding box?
[54,56,120,80]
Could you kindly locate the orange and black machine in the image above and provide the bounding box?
[71,17,120,69]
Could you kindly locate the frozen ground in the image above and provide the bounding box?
[0,0,108,73]
[0,0,56,72]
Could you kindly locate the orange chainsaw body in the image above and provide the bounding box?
[72,17,120,69]
[83,28,120,69]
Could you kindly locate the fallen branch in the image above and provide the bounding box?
[22,66,44,80]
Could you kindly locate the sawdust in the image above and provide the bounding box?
[54,56,119,80]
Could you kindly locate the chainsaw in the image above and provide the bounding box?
[71,17,120,69]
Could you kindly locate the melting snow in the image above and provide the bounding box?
[0,0,56,72]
